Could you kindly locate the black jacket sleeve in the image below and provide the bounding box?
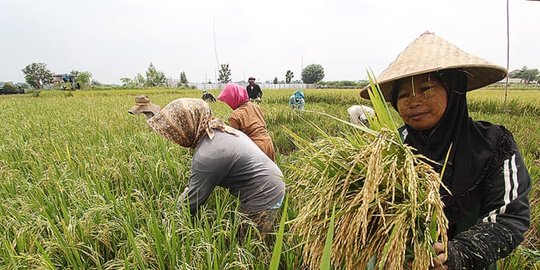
[446,150,531,269]
[255,85,263,98]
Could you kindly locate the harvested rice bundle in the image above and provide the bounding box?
[287,77,448,270]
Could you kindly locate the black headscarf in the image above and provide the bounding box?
[390,70,509,228]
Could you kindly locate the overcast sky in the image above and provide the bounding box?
[1,0,539,84]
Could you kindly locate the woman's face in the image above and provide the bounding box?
[395,74,448,131]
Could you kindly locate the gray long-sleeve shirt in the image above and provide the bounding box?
[183,131,285,214]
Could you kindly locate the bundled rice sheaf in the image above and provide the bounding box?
[287,77,449,270]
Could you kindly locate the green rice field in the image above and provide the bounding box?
[0,87,538,269]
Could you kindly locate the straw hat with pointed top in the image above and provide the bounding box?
[360,31,507,101]
[128,95,161,115]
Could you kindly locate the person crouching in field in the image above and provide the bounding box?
[201,90,217,102]
[361,31,531,270]
[289,90,305,110]
[128,95,161,119]
[347,105,375,127]
[218,83,276,161]
[135,98,285,241]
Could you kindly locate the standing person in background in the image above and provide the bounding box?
[218,83,276,161]
[138,98,285,240]
[289,90,305,110]
[360,31,530,270]
[246,77,263,102]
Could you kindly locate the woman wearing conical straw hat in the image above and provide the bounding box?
[361,32,531,269]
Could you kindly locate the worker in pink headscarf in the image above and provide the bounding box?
[217,83,275,161]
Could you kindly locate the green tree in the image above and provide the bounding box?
[22,63,54,89]
[218,64,231,83]
[285,70,294,83]
[77,71,92,85]
[70,70,92,89]
[145,63,166,87]
[301,64,325,84]
[273,77,278,84]
[134,73,145,87]
[508,68,523,78]
[521,69,539,84]
[180,71,188,84]
[0,82,23,94]
[120,77,134,87]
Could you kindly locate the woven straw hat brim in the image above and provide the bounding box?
[360,32,507,101]
[128,103,161,115]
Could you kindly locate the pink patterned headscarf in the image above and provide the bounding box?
[147,98,238,148]
[217,83,249,110]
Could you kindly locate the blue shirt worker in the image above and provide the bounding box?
[289,90,305,110]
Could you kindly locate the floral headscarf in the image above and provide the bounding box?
[217,83,249,110]
[147,98,238,148]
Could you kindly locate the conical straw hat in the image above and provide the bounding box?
[360,31,507,100]
[128,95,161,115]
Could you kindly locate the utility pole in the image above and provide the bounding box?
[504,0,509,106]
[214,18,220,70]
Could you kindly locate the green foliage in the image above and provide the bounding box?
[218,64,231,83]
[0,82,24,94]
[30,89,41,97]
[286,75,446,269]
[135,73,145,87]
[269,196,288,270]
[510,66,540,84]
[180,71,188,84]
[273,77,278,84]
[301,64,325,84]
[498,247,540,269]
[145,63,166,87]
[285,70,294,83]
[75,71,92,86]
[320,205,336,270]
[521,69,539,83]
[21,63,54,89]
[120,77,134,87]
[65,70,93,89]
[0,88,538,269]
[316,80,369,89]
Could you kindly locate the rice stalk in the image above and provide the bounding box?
[287,72,448,269]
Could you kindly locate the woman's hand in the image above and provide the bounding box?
[179,187,189,201]
[430,242,448,270]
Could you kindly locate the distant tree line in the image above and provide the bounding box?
[509,66,540,84]
[8,62,537,94]
[15,62,93,91]
[315,80,369,89]
[120,63,195,88]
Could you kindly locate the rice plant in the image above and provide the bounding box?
[286,73,448,269]
[0,87,537,269]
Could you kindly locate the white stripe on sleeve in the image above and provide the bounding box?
[511,154,518,200]
[482,154,518,224]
